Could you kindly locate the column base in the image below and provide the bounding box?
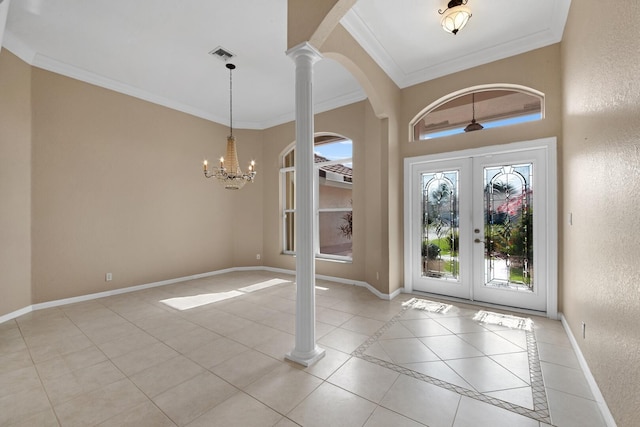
[285,347,326,367]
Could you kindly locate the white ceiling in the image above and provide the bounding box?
[2,0,571,130]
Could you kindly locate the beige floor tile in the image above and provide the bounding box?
[446,356,528,393]
[162,326,221,353]
[490,351,531,384]
[288,382,377,427]
[452,396,538,427]
[9,407,60,427]
[537,341,580,369]
[211,349,282,389]
[362,341,393,362]
[400,318,452,337]
[541,361,593,399]
[493,329,528,349]
[96,328,160,359]
[546,388,607,427]
[316,306,354,326]
[402,361,473,390]
[187,392,282,427]
[457,331,525,355]
[153,371,238,426]
[300,346,351,380]
[111,341,179,376]
[0,331,27,355]
[81,321,143,345]
[0,272,610,426]
[315,321,337,339]
[317,328,369,353]
[379,322,415,339]
[273,417,300,427]
[339,316,385,335]
[28,333,95,364]
[0,348,34,376]
[54,378,148,427]
[142,317,202,342]
[534,325,572,348]
[433,316,489,334]
[217,300,280,322]
[260,311,296,334]
[245,364,322,414]
[0,386,54,426]
[226,322,282,348]
[36,345,108,381]
[419,335,484,360]
[485,386,534,409]
[129,355,206,397]
[328,357,399,403]
[196,311,255,336]
[253,329,295,360]
[356,303,401,322]
[0,365,42,399]
[379,338,440,364]
[380,375,460,427]
[98,400,177,426]
[363,406,426,427]
[42,359,125,405]
[184,337,250,369]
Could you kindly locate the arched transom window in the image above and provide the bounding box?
[412,87,544,141]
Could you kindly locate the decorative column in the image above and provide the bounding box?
[285,42,325,367]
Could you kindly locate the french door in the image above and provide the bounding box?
[404,139,557,313]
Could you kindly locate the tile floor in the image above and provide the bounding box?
[0,271,608,426]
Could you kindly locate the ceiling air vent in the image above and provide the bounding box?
[209,46,235,62]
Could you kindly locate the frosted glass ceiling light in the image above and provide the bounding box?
[438,0,472,35]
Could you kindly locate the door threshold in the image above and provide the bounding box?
[407,290,550,318]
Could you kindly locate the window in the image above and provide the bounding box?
[281,134,353,261]
[411,87,544,141]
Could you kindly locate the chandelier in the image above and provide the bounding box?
[438,0,472,35]
[203,63,256,190]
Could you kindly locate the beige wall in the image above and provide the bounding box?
[30,67,261,303]
[0,50,32,315]
[561,1,640,425]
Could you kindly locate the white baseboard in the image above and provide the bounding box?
[0,305,33,325]
[0,266,395,323]
[560,313,617,427]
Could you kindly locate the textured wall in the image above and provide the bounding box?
[561,1,640,425]
[0,50,32,316]
[30,67,246,303]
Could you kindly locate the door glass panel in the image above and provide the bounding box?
[421,171,460,281]
[483,164,533,291]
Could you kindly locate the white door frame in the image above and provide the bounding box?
[403,137,558,318]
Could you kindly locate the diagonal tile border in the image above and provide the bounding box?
[352,300,551,424]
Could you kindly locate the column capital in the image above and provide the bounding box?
[286,41,323,63]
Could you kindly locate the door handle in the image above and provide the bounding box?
[474,238,483,244]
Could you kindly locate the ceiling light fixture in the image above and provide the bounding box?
[203,63,256,190]
[438,0,472,35]
[464,92,484,132]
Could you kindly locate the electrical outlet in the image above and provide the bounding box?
[256,254,261,260]
[581,321,586,339]
[376,272,379,280]
[105,273,112,282]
